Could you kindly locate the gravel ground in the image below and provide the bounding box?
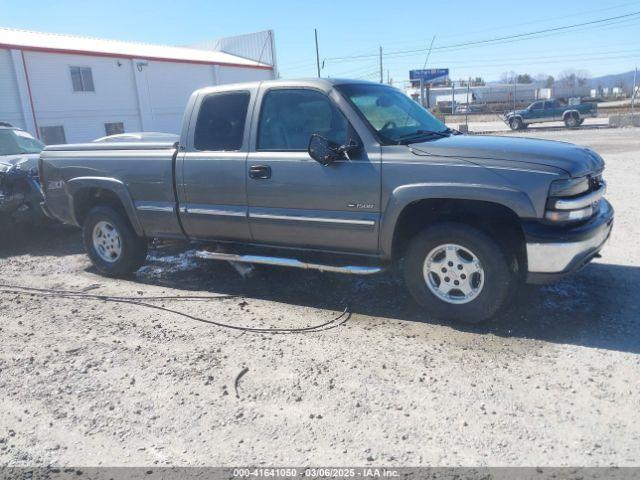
[0,127,639,467]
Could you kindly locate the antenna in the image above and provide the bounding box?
[418,35,436,108]
[315,29,321,78]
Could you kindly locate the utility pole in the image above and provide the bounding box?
[314,29,321,78]
[632,66,637,112]
[451,80,455,115]
[466,77,471,128]
[379,46,383,84]
[513,75,517,115]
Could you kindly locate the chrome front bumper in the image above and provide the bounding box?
[524,199,614,283]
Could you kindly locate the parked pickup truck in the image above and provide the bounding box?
[505,99,598,130]
[40,79,613,323]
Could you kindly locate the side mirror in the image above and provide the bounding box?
[308,134,343,166]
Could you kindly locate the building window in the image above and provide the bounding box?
[39,126,66,145]
[105,122,125,136]
[194,92,250,151]
[70,66,95,92]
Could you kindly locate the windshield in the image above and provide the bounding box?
[336,83,449,144]
[0,129,44,156]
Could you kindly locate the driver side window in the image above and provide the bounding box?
[257,89,349,151]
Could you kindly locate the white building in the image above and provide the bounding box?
[0,28,276,144]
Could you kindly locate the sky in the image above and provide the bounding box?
[1,0,639,86]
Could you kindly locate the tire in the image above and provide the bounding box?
[403,222,514,324]
[82,206,148,277]
[509,117,523,130]
[564,112,579,128]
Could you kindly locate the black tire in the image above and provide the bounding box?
[82,206,148,277]
[403,222,514,324]
[564,112,579,128]
[509,117,523,130]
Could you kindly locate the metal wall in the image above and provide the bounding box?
[188,30,278,77]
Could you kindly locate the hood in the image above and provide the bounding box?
[505,109,527,117]
[0,153,40,173]
[410,134,604,177]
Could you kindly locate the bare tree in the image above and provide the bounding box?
[559,69,591,88]
[500,71,517,84]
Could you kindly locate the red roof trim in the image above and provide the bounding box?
[0,43,273,70]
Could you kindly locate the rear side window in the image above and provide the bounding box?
[194,92,250,151]
[257,89,349,151]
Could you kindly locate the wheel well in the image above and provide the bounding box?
[392,199,526,273]
[72,188,126,226]
[563,110,579,120]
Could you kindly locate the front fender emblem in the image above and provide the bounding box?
[348,202,375,209]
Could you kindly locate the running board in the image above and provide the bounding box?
[195,250,383,275]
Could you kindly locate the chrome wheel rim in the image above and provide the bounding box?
[92,221,122,263]
[423,243,484,305]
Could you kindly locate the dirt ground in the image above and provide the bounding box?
[1,127,639,467]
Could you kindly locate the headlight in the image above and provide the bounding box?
[549,176,589,197]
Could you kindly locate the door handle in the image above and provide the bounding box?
[249,165,272,179]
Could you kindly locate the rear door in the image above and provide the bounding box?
[546,100,561,121]
[177,88,256,241]
[245,86,381,254]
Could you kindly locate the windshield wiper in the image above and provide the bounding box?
[396,129,449,144]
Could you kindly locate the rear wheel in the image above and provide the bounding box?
[564,112,580,128]
[509,117,523,130]
[403,222,514,324]
[82,206,148,277]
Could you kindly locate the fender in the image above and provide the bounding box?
[65,176,145,236]
[563,109,580,120]
[379,182,537,258]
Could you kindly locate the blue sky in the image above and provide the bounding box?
[2,0,639,84]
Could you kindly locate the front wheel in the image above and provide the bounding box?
[564,113,580,128]
[82,206,148,277]
[509,117,523,130]
[403,222,514,324]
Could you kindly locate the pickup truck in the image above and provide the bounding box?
[505,99,598,130]
[40,79,613,323]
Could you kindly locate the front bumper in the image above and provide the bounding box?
[523,199,614,284]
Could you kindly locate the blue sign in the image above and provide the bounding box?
[409,68,449,83]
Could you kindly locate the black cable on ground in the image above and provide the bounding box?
[0,284,351,334]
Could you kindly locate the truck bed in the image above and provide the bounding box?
[40,142,183,238]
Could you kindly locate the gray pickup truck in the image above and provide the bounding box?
[40,79,613,323]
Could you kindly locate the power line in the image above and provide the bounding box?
[324,10,640,61]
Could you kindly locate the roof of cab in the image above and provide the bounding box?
[192,78,392,96]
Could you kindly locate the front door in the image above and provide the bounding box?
[178,89,254,241]
[246,87,381,254]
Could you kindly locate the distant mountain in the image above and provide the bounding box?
[588,70,637,89]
